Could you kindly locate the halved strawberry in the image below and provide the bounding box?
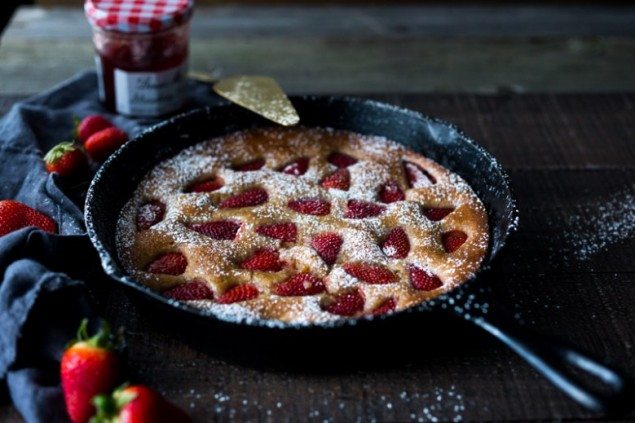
[255,222,297,242]
[217,283,259,304]
[186,176,224,193]
[189,220,240,240]
[404,161,436,187]
[321,289,365,316]
[163,280,214,301]
[232,158,265,171]
[378,181,405,203]
[372,298,397,316]
[279,157,309,176]
[441,230,468,253]
[381,227,410,259]
[241,249,284,271]
[287,198,331,216]
[327,152,357,168]
[342,262,397,284]
[136,200,165,230]
[320,168,350,190]
[408,264,443,291]
[422,207,454,221]
[219,187,268,209]
[344,199,386,219]
[145,252,187,275]
[273,273,326,296]
[311,232,343,266]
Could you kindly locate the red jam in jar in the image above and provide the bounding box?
[85,0,193,117]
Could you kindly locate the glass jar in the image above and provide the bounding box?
[85,0,193,117]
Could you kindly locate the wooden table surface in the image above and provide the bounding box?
[3,5,635,95]
[0,92,633,422]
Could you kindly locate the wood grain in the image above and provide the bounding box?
[0,93,634,422]
[3,6,635,95]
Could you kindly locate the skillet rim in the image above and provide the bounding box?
[84,95,519,331]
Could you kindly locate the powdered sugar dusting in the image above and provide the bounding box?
[561,187,635,261]
[115,127,489,325]
[191,384,466,421]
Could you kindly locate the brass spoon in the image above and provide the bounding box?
[189,72,300,127]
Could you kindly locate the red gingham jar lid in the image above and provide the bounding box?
[85,0,193,34]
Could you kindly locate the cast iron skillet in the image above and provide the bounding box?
[85,96,633,414]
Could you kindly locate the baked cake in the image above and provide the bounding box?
[116,127,489,324]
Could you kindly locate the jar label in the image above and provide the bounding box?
[114,63,187,117]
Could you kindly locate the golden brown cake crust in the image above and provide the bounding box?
[116,127,489,324]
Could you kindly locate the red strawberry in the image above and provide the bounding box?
[85,127,128,162]
[442,230,468,253]
[219,187,268,209]
[136,200,165,230]
[279,157,309,176]
[163,280,214,301]
[320,169,350,190]
[91,384,190,423]
[344,199,386,219]
[378,181,405,203]
[342,262,397,284]
[232,158,265,171]
[255,222,297,242]
[287,198,331,216]
[217,284,259,304]
[422,207,454,221]
[273,273,326,296]
[189,220,240,240]
[43,142,88,179]
[241,249,284,271]
[311,232,343,266]
[186,176,223,193]
[372,298,397,316]
[381,227,410,259]
[76,115,113,144]
[408,264,443,291]
[0,200,57,236]
[322,289,365,316]
[145,252,187,275]
[404,161,436,187]
[327,152,357,168]
[61,319,123,423]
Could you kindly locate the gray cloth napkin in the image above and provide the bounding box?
[0,70,221,422]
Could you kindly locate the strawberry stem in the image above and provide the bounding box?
[91,320,112,348]
[71,318,125,351]
[113,384,137,409]
[90,394,117,423]
[76,318,90,341]
[43,142,76,165]
[89,383,136,423]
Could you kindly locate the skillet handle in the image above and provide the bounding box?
[471,313,635,414]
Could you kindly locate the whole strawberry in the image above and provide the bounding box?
[76,115,113,144]
[44,142,88,179]
[91,384,190,423]
[61,319,123,423]
[85,127,128,162]
[0,200,57,236]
